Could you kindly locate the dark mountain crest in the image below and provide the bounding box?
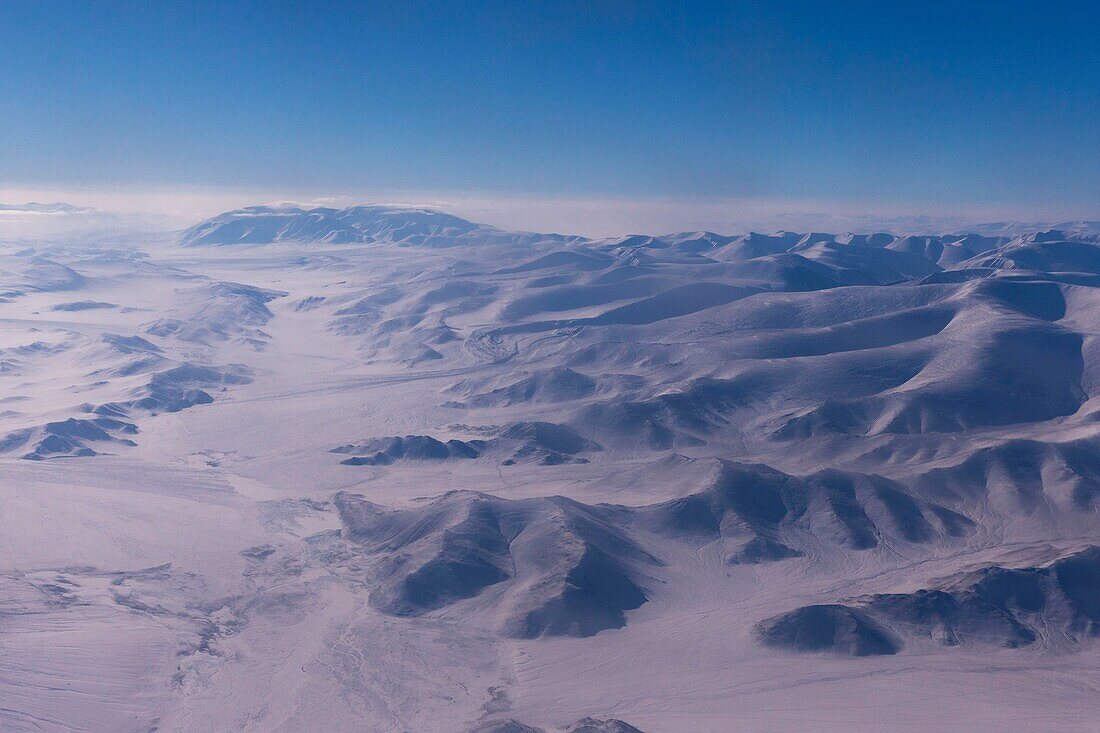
[758,546,1100,656]
[334,490,657,638]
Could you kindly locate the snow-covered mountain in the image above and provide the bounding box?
[179,204,482,246]
[4,209,1100,732]
[179,204,585,248]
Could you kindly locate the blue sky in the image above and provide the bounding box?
[1,0,1098,226]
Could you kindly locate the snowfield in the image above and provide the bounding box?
[3,205,1100,732]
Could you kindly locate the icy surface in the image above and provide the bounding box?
[3,213,1100,731]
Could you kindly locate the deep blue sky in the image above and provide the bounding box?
[1,0,1098,216]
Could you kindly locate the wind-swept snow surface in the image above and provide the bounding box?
[4,210,1100,731]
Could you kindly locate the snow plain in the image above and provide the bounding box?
[3,205,1100,732]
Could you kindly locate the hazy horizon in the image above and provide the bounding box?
[1,186,1097,240]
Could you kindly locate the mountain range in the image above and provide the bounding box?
[2,204,1100,731]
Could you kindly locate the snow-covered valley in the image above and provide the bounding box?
[4,205,1100,732]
